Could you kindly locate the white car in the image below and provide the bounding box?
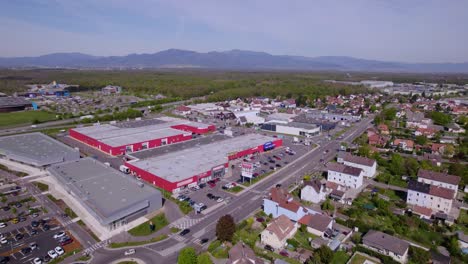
[124,249,135,256]
[54,246,64,256]
[0,222,6,228]
[217,198,224,203]
[0,238,7,244]
[33,258,42,264]
[53,231,66,239]
[48,250,58,259]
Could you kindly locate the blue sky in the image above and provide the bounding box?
[0,0,467,63]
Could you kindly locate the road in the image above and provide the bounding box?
[88,116,374,264]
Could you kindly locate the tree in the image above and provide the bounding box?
[382,107,397,121]
[177,247,197,264]
[415,135,427,146]
[389,154,405,176]
[358,144,371,158]
[409,246,430,263]
[369,105,377,113]
[404,157,419,177]
[216,214,236,242]
[309,245,333,264]
[444,144,455,157]
[197,253,213,264]
[321,198,334,212]
[430,111,452,126]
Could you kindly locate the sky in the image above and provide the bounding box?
[0,0,467,63]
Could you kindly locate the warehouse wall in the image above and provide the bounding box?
[171,124,216,134]
[69,129,114,154]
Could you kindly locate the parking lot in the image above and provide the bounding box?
[0,217,80,264]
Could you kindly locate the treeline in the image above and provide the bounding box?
[80,109,143,123]
[0,70,369,101]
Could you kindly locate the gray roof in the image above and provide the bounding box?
[327,162,362,177]
[363,230,410,256]
[128,134,277,183]
[72,117,211,147]
[0,132,80,167]
[0,97,31,108]
[48,158,162,225]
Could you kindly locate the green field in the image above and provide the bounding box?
[0,111,57,127]
[128,213,169,236]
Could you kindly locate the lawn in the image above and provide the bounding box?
[64,207,78,218]
[331,251,350,264]
[0,111,57,127]
[32,182,49,192]
[109,234,168,248]
[242,171,274,187]
[226,185,244,193]
[349,252,377,264]
[128,213,169,236]
[291,229,317,251]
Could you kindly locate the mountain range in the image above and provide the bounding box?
[1,49,468,73]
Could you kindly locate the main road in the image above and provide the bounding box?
[89,116,374,264]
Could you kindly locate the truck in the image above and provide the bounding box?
[119,165,130,174]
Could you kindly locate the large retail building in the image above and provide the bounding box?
[69,117,215,156]
[125,134,282,193]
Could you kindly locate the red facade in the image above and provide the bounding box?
[125,138,283,192]
[69,129,193,156]
[170,124,216,134]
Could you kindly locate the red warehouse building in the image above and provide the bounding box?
[69,117,215,156]
[125,134,282,193]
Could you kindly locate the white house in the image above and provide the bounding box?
[339,153,377,178]
[173,105,192,116]
[407,180,454,215]
[327,163,364,189]
[417,169,460,198]
[263,187,318,222]
[298,213,333,237]
[301,179,326,204]
[363,230,410,263]
[260,214,297,250]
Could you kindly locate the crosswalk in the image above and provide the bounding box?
[169,216,206,229]
[172,234,186,242]
[61,219,77,227]
[83,240,108,255]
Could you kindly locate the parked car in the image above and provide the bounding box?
[60,239,73,246]
[198,183,206,189]
[30,242,38,250]
[280,251,289,257]
[48,250,58,259]
[124,249,135,256]
[53,231,66,239]
[264,245,274,251]
[14,203,22,208]
[2,207,10,211]
[177,195,187,202]
[256,217,265,223]
[54,246,64,256]
[43,225,50,231]
[43,255,51,262]
[31,229,38,236]
[217,198,224,203]
[21,247,32,254]
[15,233,23,240]
[19,217,26,222]
[180,229,190,236]
[208,182,216,188]
[275,164,282,168]
[33,257,42,264]
[206,193,214,199]
[31,213,39,218]
[200,238,209,244]
[0,238,7,244]
[0,257,9,264]
[0,223,6,228]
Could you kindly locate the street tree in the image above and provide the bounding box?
[177,247,198,264]
[216,214,236,242]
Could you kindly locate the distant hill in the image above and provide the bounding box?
[1,49,467,73]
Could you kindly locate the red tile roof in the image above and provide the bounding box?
[264,215,296,241]
[429,185,455,200]
[269,187,302,212]
[175,105,191,112]
[412,205,432,217]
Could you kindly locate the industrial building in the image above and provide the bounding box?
[69,117,216,156]
[261,122,321,137]
[0,132,80,167]
[125,134,282,192]
[0,97,32,112]
[48,158,162,231]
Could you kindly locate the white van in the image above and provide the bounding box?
[119,165,130,174]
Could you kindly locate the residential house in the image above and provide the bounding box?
[301,179,326,204]
[298,213,333,237]
[446,123,466,134]
[283,99,297,108]
[227,243,263,264]
[406,110,431,129]
[327,163,364,189]
[414,127,436,138]
[457,231,468,251]
[407,180,454,215]
[417,169,460,197]
[260,215,297,250]
[237,116,248,126]
[339,153,377,178]
[377,124,390,135]
[410,205,433,220]
[362,230,410,263]
[101,85,122,95]
[263,187,318,222]
[173,105,191,116]
[393,139,414,152]
[431,143,447,156]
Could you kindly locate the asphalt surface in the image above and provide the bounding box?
[88,116,374,264]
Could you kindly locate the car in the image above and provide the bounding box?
[200,238,209,244]
[54,246,64,256]
[60,239,73,246]
[183,197,191,202]
[198,203,205,208]
[0,257,9,264]
[276,184,282,188]
[53,231,66,239]
[268,159,275,163]
[11,218,19,224]
[206,193,214,199]
[189,200,195,206]
[253,173,259,177]
[58,236,71,242]
[200,205,207,211]
[198,183,206,189]
[31,229,38,236]
[21,247,32,254]
[124,249,135,256]
[269,166,274,170]
[19,217,26,222]
[15,233,24,240]
[273,156,281,160]
[30,242,38,250]
[208,182,216,188]
[0,238,7,244]
[279,251,289,257]
[33,258,42,264]
[2,207,9,211]
[0,223,6,228]
[256,217,265,222]
[31,221,39,227]
[319,159,324,162]
[14,203,22,208]
[177,195,187,201]
[275,164,282,168]
[263,162,268,165]
[31,213,39,218]
[43,225,50,231]
[217,198,224,203]
[264,245,274,251]
[48,250,58,259]
[43,255,51,262]
[261,170,266,174]
[180,229,190,236]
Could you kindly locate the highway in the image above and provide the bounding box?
[88,116,373,264]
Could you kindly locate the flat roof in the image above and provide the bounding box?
[0,97,31,107]
[48,158,162,225]
[0,132,80,167]
[72,117,212,147]
[129,134,277,183]
[269,121,319,130]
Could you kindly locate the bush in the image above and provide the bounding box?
[33,182,49,192]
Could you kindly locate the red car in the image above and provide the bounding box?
[253,173,259,177]
[208,182,216,188]
[273,156,281,160]
[279,251,289,257]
